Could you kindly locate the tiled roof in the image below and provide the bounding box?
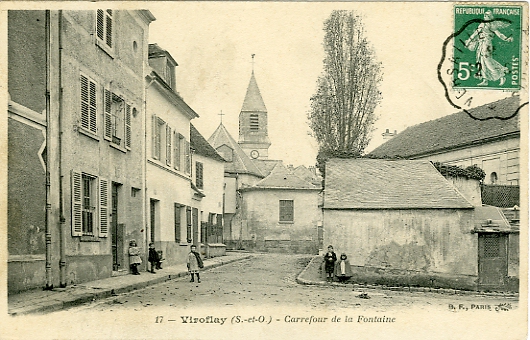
[208,123,264,177]
[369,96,520,159]
[252,159,281,177]
[242,162,319,191]
[294,165,322,187]
[190,124,225,162]
[241,71,267,112]
[323,159,473,209]
[474,205,511,229]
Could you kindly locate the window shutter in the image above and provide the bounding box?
[71,170,83,236]
[185,140,191,174]
[104,89,112,140]
[196,162,203,189]
[174,203,181,243]
[89,81,97,133]
[166,125,172,166]
[186,206,192,242]
[96,10,104,41]
[175,133,182,170]
[152,115,157,158]
[105,10,113,48]
[99,177,109,237]
[125,104,131,149]
[80,75,90,130]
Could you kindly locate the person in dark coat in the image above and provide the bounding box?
[148,242,161,274]
[334,253,353,283]
[323,245,337,282]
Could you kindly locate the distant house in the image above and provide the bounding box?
[323,158,518,291]
[240,162,321,254]
[370,96,521,186]
[190,124,226,255]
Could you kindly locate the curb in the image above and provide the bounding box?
[9,255,252,316]
[296,256,519,298]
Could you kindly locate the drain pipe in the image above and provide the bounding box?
[44,9,53,290]
[58,10,67,287]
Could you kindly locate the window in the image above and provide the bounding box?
[490,172,498,184]
[80,75,97,134]
[250,114,259,131]
[174,203,182,243]
[82,175,96,235]
[196,162,204,189]
[103,90,132,149]
[96,9,113,48]
[71,170,109,238]
[279,200,294,223]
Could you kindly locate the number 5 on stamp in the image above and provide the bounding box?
[453,5,522,90]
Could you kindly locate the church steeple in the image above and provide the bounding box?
[238,55,271,160]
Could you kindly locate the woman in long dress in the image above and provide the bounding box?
[465,10,513,86]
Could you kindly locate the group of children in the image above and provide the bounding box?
[322,245,353,283]
[128,240,202,283]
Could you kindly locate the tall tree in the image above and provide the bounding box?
[308,10,383,174]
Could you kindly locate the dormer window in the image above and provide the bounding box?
[165,61,175,89]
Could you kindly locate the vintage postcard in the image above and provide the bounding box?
[0,1,528,339]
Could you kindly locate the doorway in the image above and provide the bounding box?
[111,183,123,271]
[478,233,508,290]
[150,199,158,243]
[192,207,199,246]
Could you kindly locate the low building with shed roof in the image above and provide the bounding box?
[323,158,518,291]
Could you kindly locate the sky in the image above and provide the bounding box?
[147,2,515,167]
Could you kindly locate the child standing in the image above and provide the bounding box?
[128,240,142,275]
[334,253,353,283]
[323,245,337,282]
[148,242,160,274]
[187,245,204,283]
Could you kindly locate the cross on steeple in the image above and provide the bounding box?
[251,54,256,72]
[218,110,225,123]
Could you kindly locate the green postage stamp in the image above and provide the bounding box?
[453,5,522,90]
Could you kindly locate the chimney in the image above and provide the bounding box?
[382,128,398,140]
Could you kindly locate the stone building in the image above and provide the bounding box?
[146,43,198,267]
[370,96,521,186]
[8,10,155,293]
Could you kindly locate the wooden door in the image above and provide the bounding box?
[478,233,508,289]
[111,183,119,271]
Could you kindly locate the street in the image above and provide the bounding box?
[72,253,518,313]
[6,253,523,340]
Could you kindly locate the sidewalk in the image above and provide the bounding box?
[296,256,519,298]
[8,252,252,316]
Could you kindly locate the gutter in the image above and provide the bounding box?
[44,9,53,290]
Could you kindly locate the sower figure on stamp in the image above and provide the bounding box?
[322,245,337,283]
[334,253,353,283]
[187,245,204,283]
[128,240,142,275]
[465,10,513,86]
